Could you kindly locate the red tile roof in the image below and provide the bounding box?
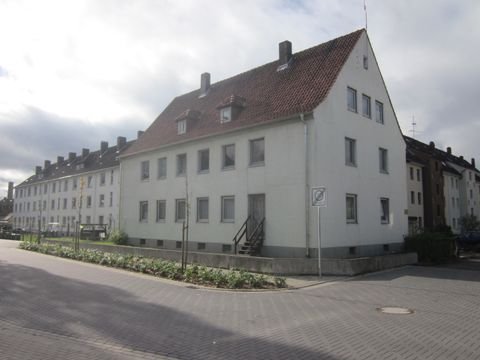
[123,29,364,157]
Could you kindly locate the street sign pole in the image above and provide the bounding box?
[317,206,322,278]
[311,186,326,278]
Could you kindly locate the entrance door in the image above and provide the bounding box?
[248,194,265,237]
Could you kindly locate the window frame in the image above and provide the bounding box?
[177,119,186,135]
[175,198,186,222]
[222,144,235,170]
[157,157,167,179]
[220,107,232,123]
[347,87,357,112]
[139,201,148,223]
[249,138,265,166]
[221,195,235,223]
[176,153,187,177]
[346,194,358,224]
[345,137,357,167]
[141,160,150,181]
[379,147,389,174]
[380,198,390,224]
[375,100,384,124]
[197,197,209,223]
[362,94,371,118]
[156,200,166,222]
[197,149,210,173]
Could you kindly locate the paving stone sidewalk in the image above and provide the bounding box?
[1,239,480,359]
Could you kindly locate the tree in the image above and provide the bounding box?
[459,214,480,232]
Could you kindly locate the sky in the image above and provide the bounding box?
[0,0,479,198]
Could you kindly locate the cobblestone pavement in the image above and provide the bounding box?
[1,239,480,360]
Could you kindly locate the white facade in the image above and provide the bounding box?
[13,168,121,233]
[120,31,408,258]
[443,172,461,234]
[407,162,424,234]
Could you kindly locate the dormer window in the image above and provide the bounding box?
[220,107,232,123]
[177,119,186,135]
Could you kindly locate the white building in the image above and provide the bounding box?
[13,137,133,235]
[119,29,408,258]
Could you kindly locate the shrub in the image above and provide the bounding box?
[19,242,287,289]
[405,231,456,264]
[108,230,128,245]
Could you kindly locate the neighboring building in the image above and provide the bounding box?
[406,152,424,234]
[404,136,480,232]
[0,182,14,217]
[13,137,133,234]
[120,29,408,258]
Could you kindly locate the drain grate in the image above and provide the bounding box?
[377,306,414,315]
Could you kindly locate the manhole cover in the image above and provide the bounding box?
[377,306,414,315]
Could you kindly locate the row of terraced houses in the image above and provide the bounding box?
[12,29,480,261]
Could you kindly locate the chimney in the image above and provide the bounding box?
[472,158,476,168]
[199,72,210,97]
[44,160,51,169]
[68,152,76,161]
[447,147,451,155]
[7,182,13,200]
[137,130,144,139]
[460,156,464,161]
[82,148,90,158]
[278,40,292,67]
[100,141,108,153]
[57,156,64,164]
[35,166,42,175]
[429,141,435,149]
[117,136,126,149]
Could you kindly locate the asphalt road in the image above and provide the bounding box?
[1,239,480,360]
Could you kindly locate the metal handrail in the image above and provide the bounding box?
[233,216,250,254]
[247,217,265,254]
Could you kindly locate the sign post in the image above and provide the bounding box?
[311,187,327,277]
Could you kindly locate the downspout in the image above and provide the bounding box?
[301,113,311,257]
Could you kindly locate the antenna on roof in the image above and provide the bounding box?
[364,0,368,31]
[409,115,418,138]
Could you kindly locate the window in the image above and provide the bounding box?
[175,199,186,222]
[453,218,456,229]
[363,55,368,70]
[109,192,113,207]
[139,239,146,245]
[86,216,91,224]
[156,200,166,222]
[141,160,150,180]
[347,87,357,112]
[250,138,265,166]
[99,194,105,207]
[72,198,76,209]
[410,191,415,204]
[63,198,67,209]
[452,196,455,208]
[197,243,206,250]
[87,176,93,188]
[158,157,167,179]
[57,198,60,209]
[52,182,56,193]
[221,196,235,223]
[222,144,235,169]
[139,201,148,222]
[379,148,388,173]
[51,199,55,210]
[33,202,36,211]
[86,196,92,208]
[177,119,186,134]
[380,198,390,224]
[416,169,421,181]
[34,186,37,196]
[157,240,164,247]
[64,180,68,191]
[198,149,209,173]
[220,107,232,123]
[362,94,371,118]
[176,154,187,176]
[418,192,422,205]
[43,200,46,210]
[110,170,114,185]
[470,189,473,199]
[100,172,106,186]
[99,216,104,225]
[73,178,77,190]
[222,244,232,253]
[346,194,357,223]
[375,101,384,124]
[44,184,48,194]
[451,177,454,188]
[176,241,182,249]
[197,198,209,222]
[410,167,414,180]
[345,137,356,166]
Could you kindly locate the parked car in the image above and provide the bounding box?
[455,231,480,254]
